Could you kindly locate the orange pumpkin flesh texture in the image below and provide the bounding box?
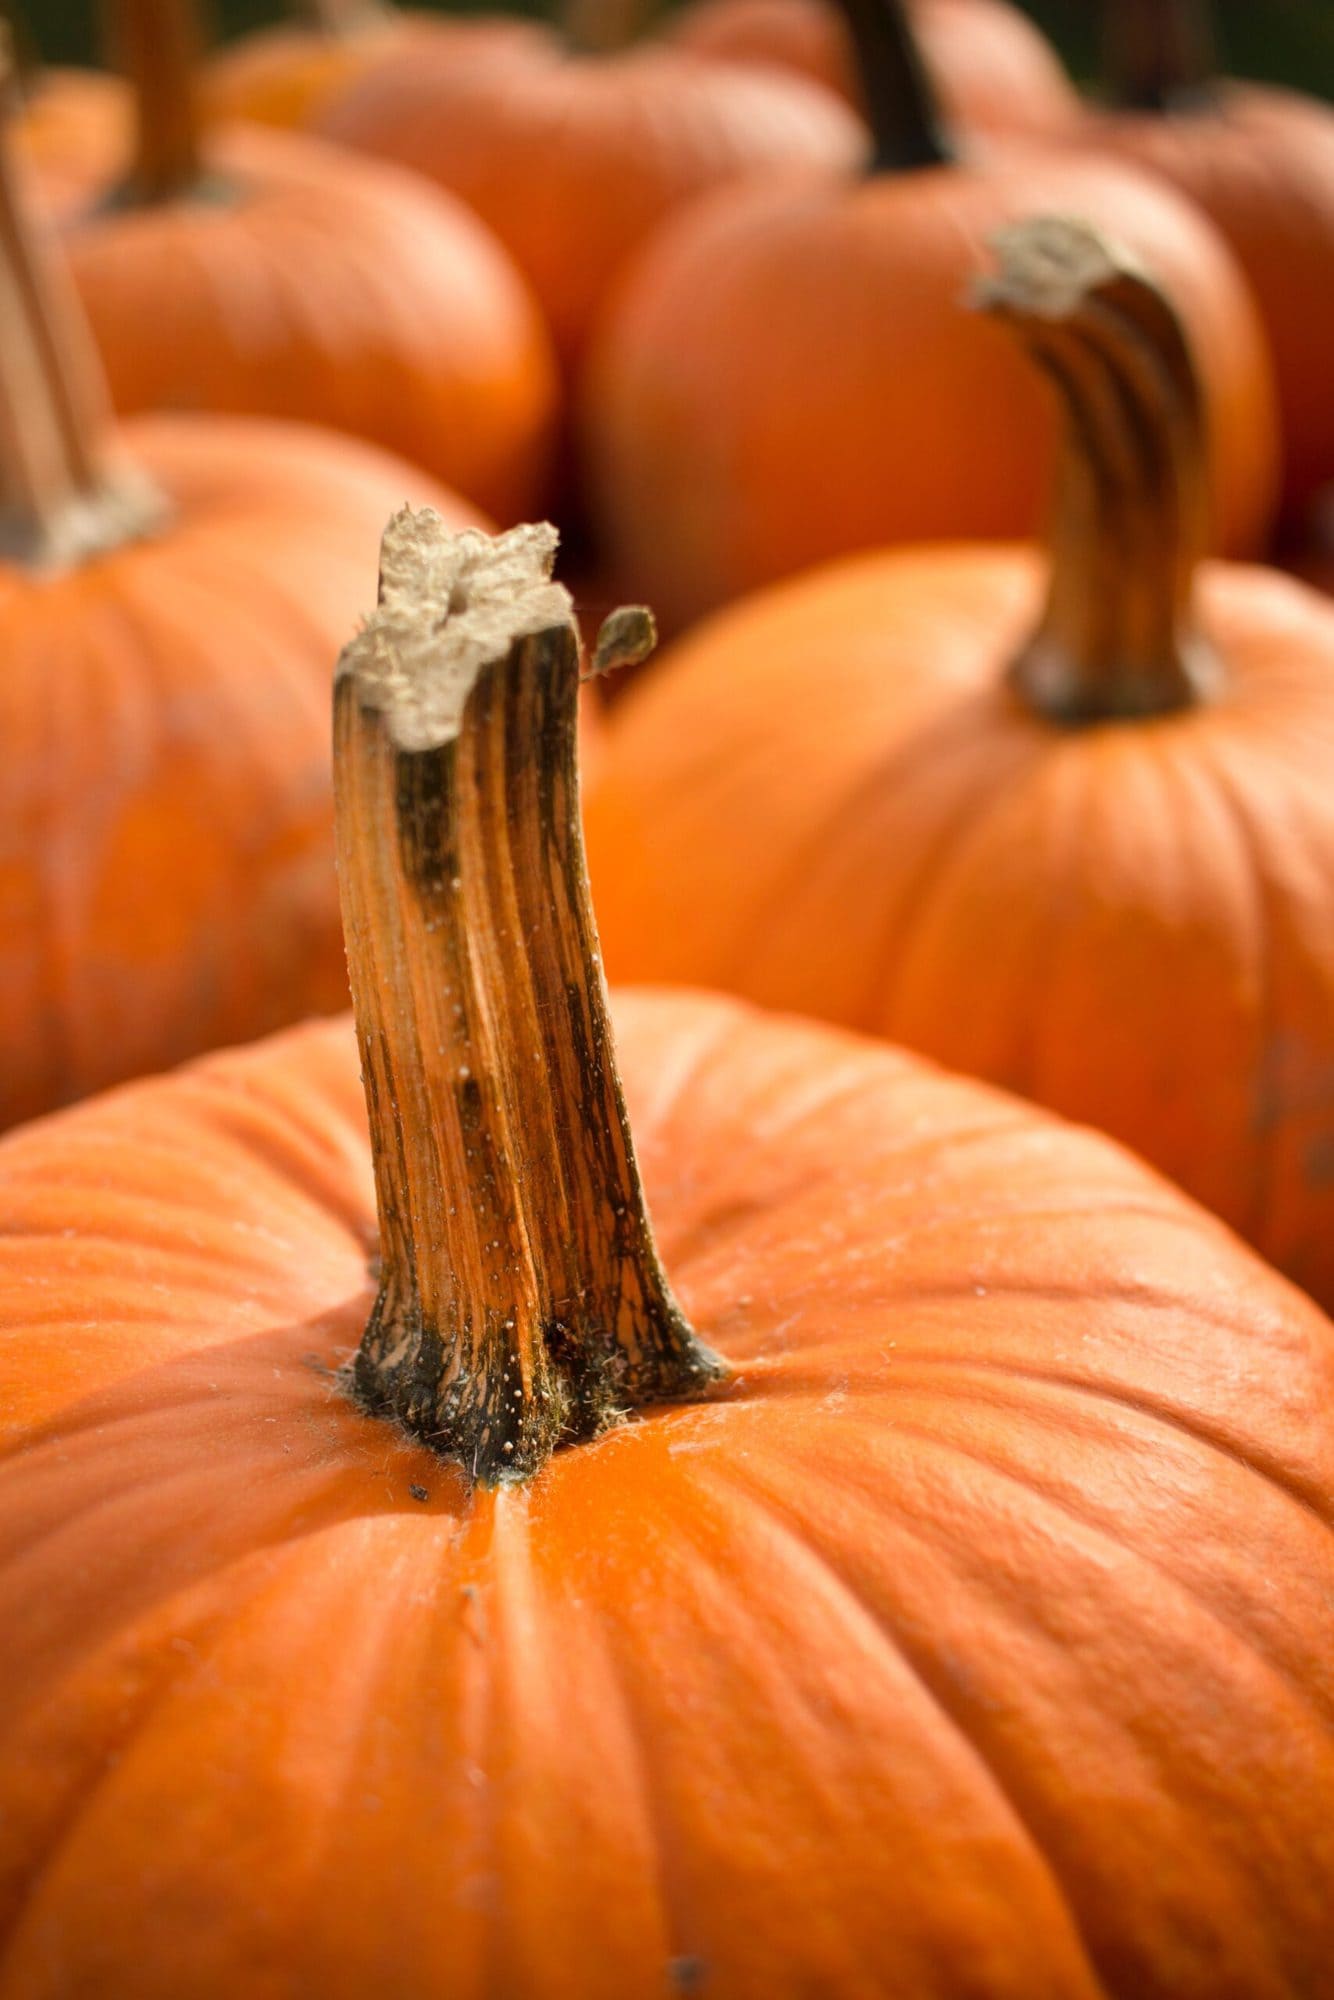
[670,0,1080,142]
[20,83,558,526]
[316,37,864,373]
[584,220,1334,1309]
[1,510,1332,1998]
[583,141,1277,633]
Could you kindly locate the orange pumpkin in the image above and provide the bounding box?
[23,0,558,526]
[670,0,1080,142]
[203,0,552,134]
[1,509,1332,1997]
[582,0,1277,632]
[1075,0,1334,533]
[586,218,1334,1310]
[316,24,863,374]
[0,93,479,1129]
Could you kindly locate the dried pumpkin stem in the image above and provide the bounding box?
[107,0,207,203]
[1102,0,1218,112]
[0,72,162,568]
[979,217,1222,724]
[334,513,724,1484]
[836,0,953,174]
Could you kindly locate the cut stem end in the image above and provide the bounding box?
[335,514,725,1485]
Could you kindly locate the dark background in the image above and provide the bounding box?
[17,0,1334,98]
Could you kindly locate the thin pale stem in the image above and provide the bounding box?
[835,0,953,173]
[335,514,723,1483]
[978,216,1222,724]
[0,78,162,568]
[1102,0,1219,111]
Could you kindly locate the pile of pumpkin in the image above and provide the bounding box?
[2,0,1333,1990]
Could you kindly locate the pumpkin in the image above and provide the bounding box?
[203,0,552,135]
[1,507,1331,1998]
[24,0,558,526]
[669,0,1080,142]
[581,0,1278,633]
[1075,0,1334,534]
[0,91,479,1129]
[585,217,1334,1310]
[315,19,863,374]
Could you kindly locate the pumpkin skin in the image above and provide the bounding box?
[582,152,1278,631]
[1,989,1332,1996]
[0,418,478,1130]
[25,119,558,525]
[203,10,553,134]
[584,548,1334,1308]
[316,40,864,373]
[670,0,1080,141]
[1078,85,1334,533]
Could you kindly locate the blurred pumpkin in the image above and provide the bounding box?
[1,508,1331,1998]
[670,0,1079,142]
[1077,0,1334,534]
[316,16,863,373]
[582,0,1278,632]
[203,0,552,134]
[22,0,558,525]
[586,218,1334,1308]
[0,84,479,1128]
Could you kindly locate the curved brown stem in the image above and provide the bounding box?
[0,73,162,569]
[1102,0,1219,112]
[106,0,206,204]
[835,0,953,174]
[334,513,724,1484]
[978,217,1222,725]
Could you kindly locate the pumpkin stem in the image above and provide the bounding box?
[560,0,648,57]
[106,0,209,204]
[334,512,725,1484]
[835,0,953,173]
[0,65,163,568]
[978,217,1222,725]
[1101,0,1219,112]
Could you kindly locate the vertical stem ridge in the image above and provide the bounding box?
[335,515,723,1483]
[978,216,1222,724]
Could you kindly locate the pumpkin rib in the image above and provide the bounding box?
[873,1356,1334,1541]
[719,1434,1294,1997]
[698,1477,1115,1999]
[1195,738,1278,1253]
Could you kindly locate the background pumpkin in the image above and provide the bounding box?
[0,93,479,1129]
[1074,0,1334,536]
[581,0,1278,633]
[314,18,864,375]
[203,0,554,132]
[23,0,558,525]
[585,219,1334,1308]
[1,511,1331,1997]
[669,0,1080,142]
